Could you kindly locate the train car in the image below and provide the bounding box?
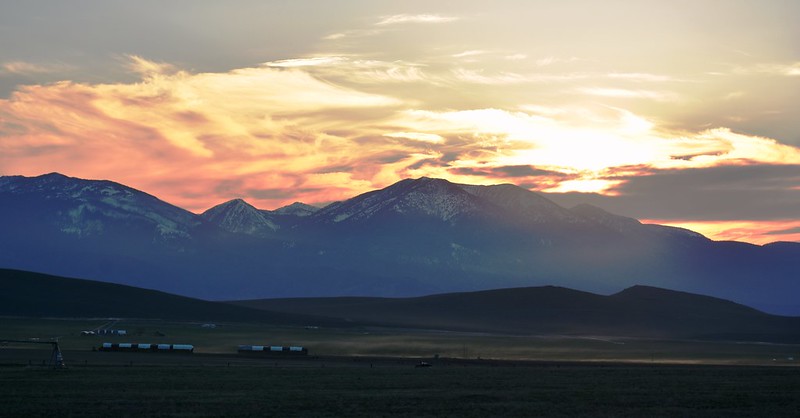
[237,345,308,356]
[96,329,127,335]
[98,342,194,353]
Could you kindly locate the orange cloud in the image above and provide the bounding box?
[642,220,800,245]
[2,56,800,222]
[0,57,410,211]
[2,61,69,75]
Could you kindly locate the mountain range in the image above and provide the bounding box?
[1,172,798,314]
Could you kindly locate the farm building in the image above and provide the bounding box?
[238,345,308,356]
[99,343,194,353]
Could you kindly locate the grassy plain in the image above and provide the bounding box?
[2,363,800,417]
[3,317,800,417]
[2,317,799,365]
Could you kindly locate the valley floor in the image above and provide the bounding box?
[3,317,800,416]
[1,360,799,417]
[3,317,799,366]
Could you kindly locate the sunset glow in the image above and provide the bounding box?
[1,1,798,244]
[643,220,800,246]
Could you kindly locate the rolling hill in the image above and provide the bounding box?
[233,286,800,343]
[4,267,797,342]
[0,268,334,325]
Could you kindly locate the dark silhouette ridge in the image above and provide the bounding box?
[234,285,800,342]
[0,268,341,325]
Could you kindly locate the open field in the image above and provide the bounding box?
[2,362,800,417]
[2,317,800,416]
[2,317,799,365]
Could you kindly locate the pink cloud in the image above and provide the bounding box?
[2,56,799,232]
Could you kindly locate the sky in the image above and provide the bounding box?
[1,0,799,244]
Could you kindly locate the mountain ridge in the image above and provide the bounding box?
[1,172,798,315]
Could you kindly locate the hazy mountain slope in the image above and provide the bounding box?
[234,285,800,342]
[261,202,320,229]
[271,202,319,217]
[0,172,199,242]
[459,182,582,224]
[1,173,799,314]
[0,173,228,294]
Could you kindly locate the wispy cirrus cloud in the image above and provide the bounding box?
[606,72,677,82]
[375,14,459,26]
[505,54,527,61]
[264,56,431,84]
[579,87,680,102]
[264,56,347,68]
[452,50,488,59]
[534,56,580,67]
[733,61,800,77]
[1,61,74,75]
[451,69,531,85]
[383,132,445,144]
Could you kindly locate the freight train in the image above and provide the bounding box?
[237,345,308,356]
[98,343,194,353]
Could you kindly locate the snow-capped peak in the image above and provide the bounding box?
[201,198,278,234]
[0,172,199,240]
[312,177,484,224]
[272,202,319,217]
